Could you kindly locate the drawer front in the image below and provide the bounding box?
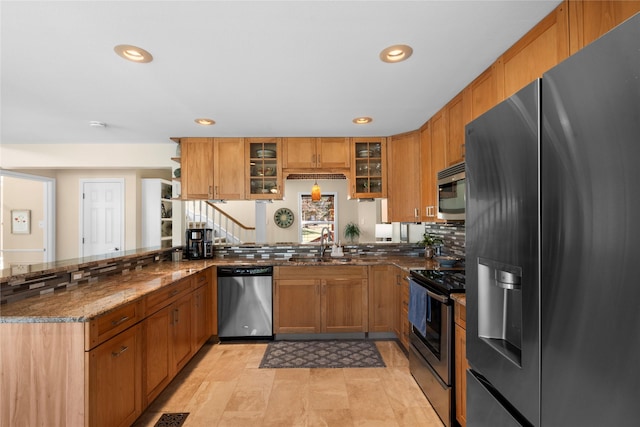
[146,277,192,316]
[87,300,142,350]
[193,270,209,289]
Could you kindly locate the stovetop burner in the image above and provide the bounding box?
[410,269,466,294]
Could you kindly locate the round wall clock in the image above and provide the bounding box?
[274,208,294,228]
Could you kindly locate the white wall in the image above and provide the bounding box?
[0,143,175,169]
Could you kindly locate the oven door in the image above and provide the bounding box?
[408,278,453,385]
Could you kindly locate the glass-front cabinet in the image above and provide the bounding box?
[350,137,387,198]
[246,138,283,200]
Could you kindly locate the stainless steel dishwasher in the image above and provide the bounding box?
[217,266,273,339]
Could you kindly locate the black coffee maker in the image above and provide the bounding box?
[185,228,213,259]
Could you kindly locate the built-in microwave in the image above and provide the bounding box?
[437,162,465,221]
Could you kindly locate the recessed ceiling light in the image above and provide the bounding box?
[379,44,413,63]
[353,117,373,125]
[194,118,216,126]
[89,121,106,127]
[114,44,153,63]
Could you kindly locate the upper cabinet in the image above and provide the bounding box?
[179,137,246,200]
[213,138,246,200]
[387,131,421,222]
[246,138,283,200]
[283,137,350,171]
[421,112,447,222]
[446,92,469,166]
[498,2,569,99]
[180,137,214,199]
[568,1,640,54]
[350,137,387,198]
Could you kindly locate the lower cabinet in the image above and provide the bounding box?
[274,266,368,334]
[88,323,142,427]
[368,265,394,333]
[1,267,214,427]
[143,292,192,404]
[390,265,410,351]
[454,296,469,427]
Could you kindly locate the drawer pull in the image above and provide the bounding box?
[170,289,180,296]
[111,316,129,326]
[111,346,129,357]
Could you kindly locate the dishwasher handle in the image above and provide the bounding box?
[217,266,273,277]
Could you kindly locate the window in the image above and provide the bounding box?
[299,192,337,243]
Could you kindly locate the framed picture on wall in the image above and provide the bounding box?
[11,209,31,234]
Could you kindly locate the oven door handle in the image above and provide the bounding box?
[407,277,449,303]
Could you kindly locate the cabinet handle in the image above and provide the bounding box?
[312,154,316,165]
[214,186,218,196]
[209,185,213,197]
[414,208,419,218]
[173,308,179,324]
[111,316,129,326]
[317,154,321,165]
[111,345,129,357]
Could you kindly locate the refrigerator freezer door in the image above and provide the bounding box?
[541,13,640,426]
[467,370,529,427]
[465,80,540,426]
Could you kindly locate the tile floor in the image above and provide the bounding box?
[132,340,444,427]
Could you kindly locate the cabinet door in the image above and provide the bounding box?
[351,138,387,198]
[398,271,410,351]
[283,137,317,169]
[323,278,367,333]
[171,293,193,372]
[143,305,172,404]
[88,324,142,427]
[368,265,394,332]
[274,279,321,333]
[192,284,209,349]
[569,1,640,54]
[181,137,214,199]
[246,138,283,199]
[446,93,468,166]
[419,123,435,221]
[392,268,401,339]
[387,131,421,222]
[430,111,448,223]
[317,137,350,169]
[500,3,568,99]
[455,323,469,427]
[214,137,245,199]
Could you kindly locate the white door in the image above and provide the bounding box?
[81,180,124,257]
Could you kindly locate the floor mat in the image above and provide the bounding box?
[154,412,189,427]
[259,340,386,368]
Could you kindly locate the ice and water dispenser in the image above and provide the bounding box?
[477,258,523,366]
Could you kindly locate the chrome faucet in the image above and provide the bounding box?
[320,227,332,257]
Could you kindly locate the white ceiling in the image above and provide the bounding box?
[1,0,562,145]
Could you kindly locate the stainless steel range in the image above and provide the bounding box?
[408,269,465,427]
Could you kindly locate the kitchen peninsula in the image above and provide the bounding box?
[0,243,455,427]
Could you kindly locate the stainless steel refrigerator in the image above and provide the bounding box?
[465,12,640,427]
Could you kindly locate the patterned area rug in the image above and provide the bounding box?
[259,340,386,368]
[154,413,189,427]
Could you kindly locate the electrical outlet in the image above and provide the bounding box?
[71,272,83,281]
